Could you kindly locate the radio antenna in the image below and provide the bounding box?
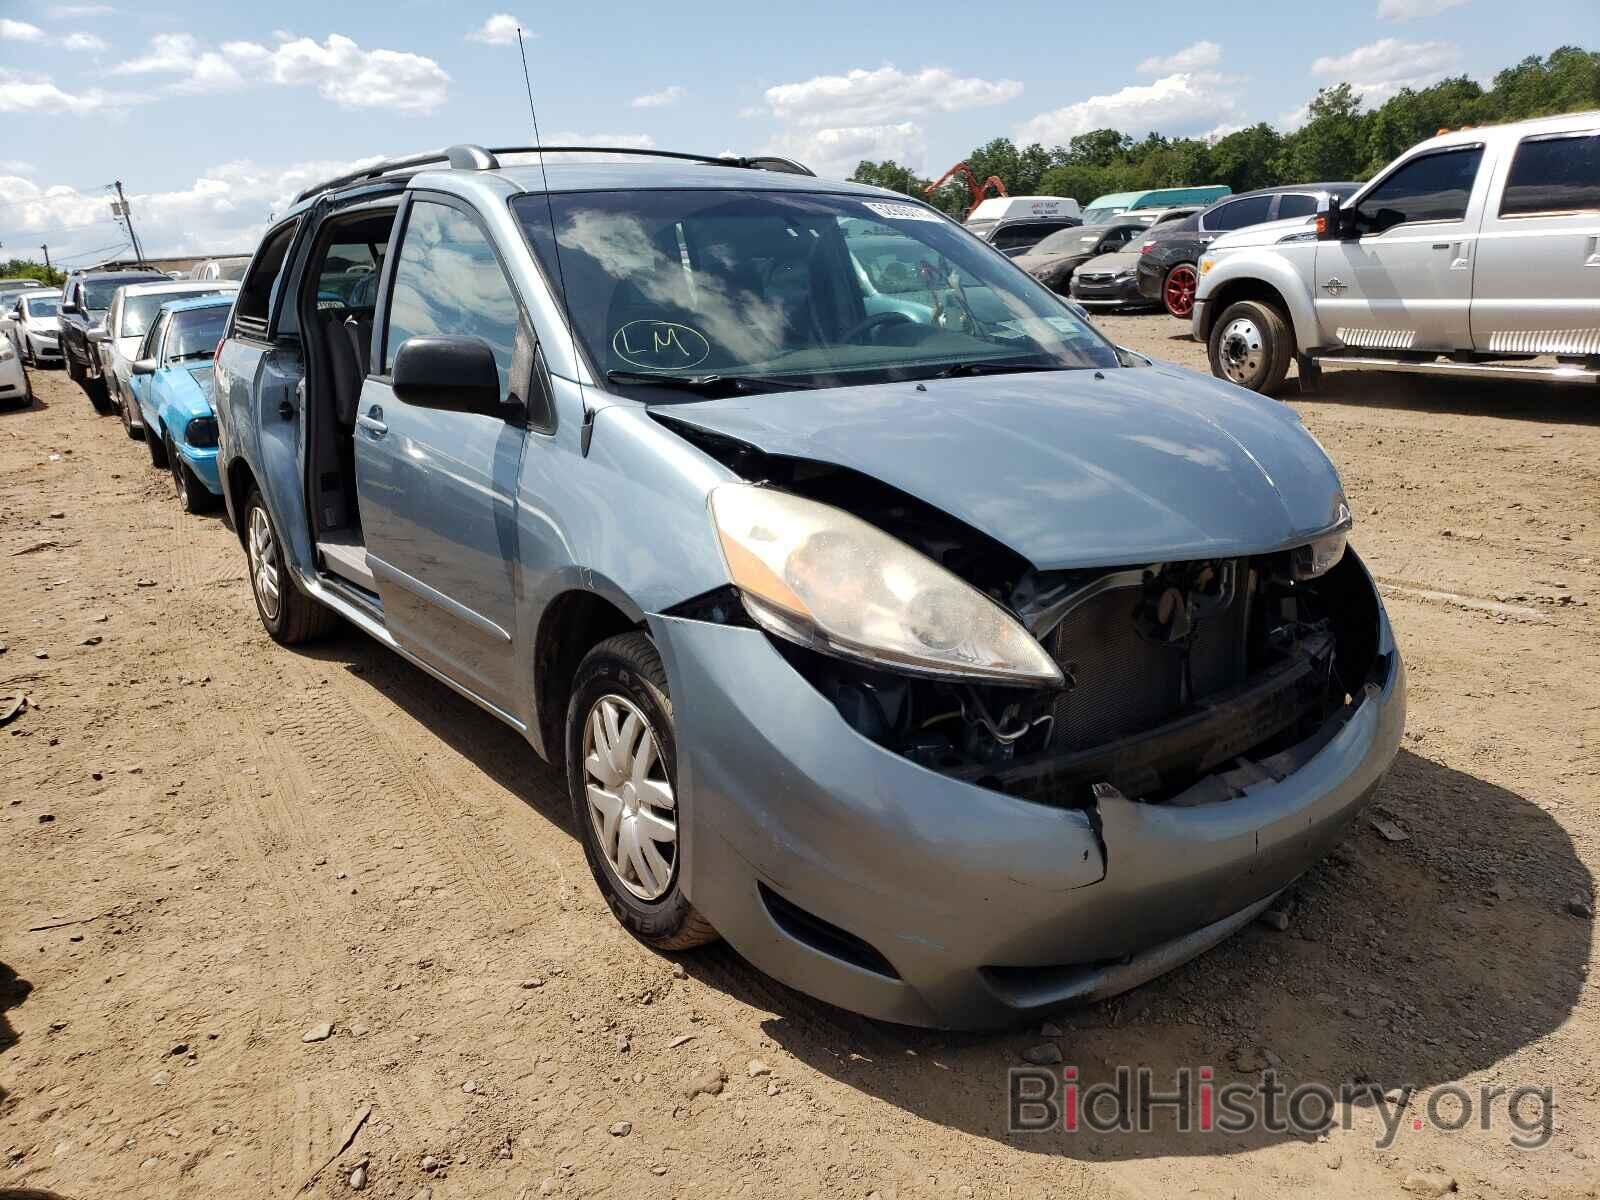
[516,26,590,449]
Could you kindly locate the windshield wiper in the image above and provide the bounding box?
[923,360,1074,380]
[604,370,807,398]
[169,350,213,362]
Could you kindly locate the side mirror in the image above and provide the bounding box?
[61,302,80,316]
[391,335,517,418]
[132,357,158,376]
[1316,197,1341,240]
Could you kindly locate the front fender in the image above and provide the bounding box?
[1195,248,1319,353]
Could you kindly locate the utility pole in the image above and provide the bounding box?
[40,244,51,272]
[113,180,148,268]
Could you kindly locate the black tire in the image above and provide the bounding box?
[86,374,110,413]
[243,486,338,645]
[21,338,34,368]
[1208,299,1293,395]
[145,422,169,468]
[566,632,718,952]
[119,387,141,438]
[168,437,216,513]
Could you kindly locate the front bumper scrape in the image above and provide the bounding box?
[652,601,1404,1030]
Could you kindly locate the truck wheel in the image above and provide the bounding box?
[1209,299,1293,394]
[1162,264,1198,318]
[566,632,719,953]
[244,486,338,645]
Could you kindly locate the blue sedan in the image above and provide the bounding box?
[128,294,233,513]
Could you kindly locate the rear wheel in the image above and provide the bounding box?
[244,487,338,645]
[1162,263,1198,319]
[1208,299,1293,395]
[566,632,718,952]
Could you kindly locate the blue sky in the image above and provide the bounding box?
[1,0,1594,265]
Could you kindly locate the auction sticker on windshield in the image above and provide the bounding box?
[861,202,944,224]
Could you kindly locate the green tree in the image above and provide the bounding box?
[1277,83,1368,182]
[1065,128,1131,168]
[1208,124,1286,192]
[0,258,63,288]
[848,160,930,198]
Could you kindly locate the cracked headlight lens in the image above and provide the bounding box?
[708,483,1062,686]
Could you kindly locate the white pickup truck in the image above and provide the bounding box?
[1192,110,1600,393]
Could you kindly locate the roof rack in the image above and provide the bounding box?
[293,144,815,204]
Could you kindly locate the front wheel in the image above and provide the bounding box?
[1208,299,1293,394]
[1162,263,1198,319]
[168,438,215,514]
[566,632,718,952]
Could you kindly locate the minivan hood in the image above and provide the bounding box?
[657,365,1347,570]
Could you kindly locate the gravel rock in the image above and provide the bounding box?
[1021,1043,1063,1066]
[609,1121,632,1137]
[1368,815,1409,842]
[1567,896,1594,919]
[302,1023,334,1043]
[1258,908,1291,932]
[615,1034,630,1053]
[461,1079,479,1094]
[349,1163,367,1190]
[1402,1170,1456,1196]
[683,1067,726,1098]
[747,1058,771,1077]
[1039,1021,1063,1038]
[420,1154,441,1173]
[539,1179,558,1195]
[521,977,544,989]
[671,962,687,979]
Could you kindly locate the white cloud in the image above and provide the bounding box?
[466,14,525,45]
[1137,40,1222,75]
[1311,37,1461,104]
[763,122,926,181]
[631,85,685,109]
[1378,0,1469,20]
[764,65,1021,127]
[113,32,450,113]
[1016,72,1243,146]
[0,18,45,40]
[62,31,108,51]
[0,155,389,264]
[0,68,148,115]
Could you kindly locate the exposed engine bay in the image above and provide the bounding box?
[662,419,1385,809]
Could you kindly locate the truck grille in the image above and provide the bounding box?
[1045,565,1251,752]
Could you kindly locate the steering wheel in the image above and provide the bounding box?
[840,311,914,344]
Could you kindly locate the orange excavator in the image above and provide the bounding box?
[924,162,1008,218]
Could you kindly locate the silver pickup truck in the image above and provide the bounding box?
[1193,110,1600,393]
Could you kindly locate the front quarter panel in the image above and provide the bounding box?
[1195,244,1319,350]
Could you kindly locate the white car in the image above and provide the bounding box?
[0,336,30,408]
[94,280,236,435]
[2,289,64,367]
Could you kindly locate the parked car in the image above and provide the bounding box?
[1,289,63,366]
[1012,220,1157,293]
[189,257,252,281]
[1064,207,1209,307]
[94,279,234,437]
[964,196,1083,256]
[1136,183,1364,318]
[1080,185,1231,225]
[1195,112,1600,393]
[57,269,169,409]
[0,332,30,408]
[215,142,1404,1030]
[128,294,234,512]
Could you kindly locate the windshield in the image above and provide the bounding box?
[1033,227,1104,255]
[1079,206,1127,225]
[513,189,1118,394]
[124,289,221,338]
[84,276,163,311]
[25,297,60,318]
[164,306,230,362]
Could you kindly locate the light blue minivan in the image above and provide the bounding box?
[212,144,1402,1029]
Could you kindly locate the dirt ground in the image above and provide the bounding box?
[2,319,1596,1200]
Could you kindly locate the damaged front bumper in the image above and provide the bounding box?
[652,568,1405,1030]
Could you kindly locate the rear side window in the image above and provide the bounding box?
[383,200,522,403]
[1358,146,1484,229]
[1500,132,1600,217]
[1204,195,1273,232]
[1276,194,1318,220]
[234,220,299,338]
[991,223,1042,251]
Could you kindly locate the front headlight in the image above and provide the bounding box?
[0,345,14,362]
[1114,269,1135,280]
[708,483,1063,687]
[1292,504,1352,579]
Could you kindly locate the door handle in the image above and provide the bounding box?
[356,406,387,438]
[1585,236,1600,268]
[278,399,295,420]
[1432,243,1451,249]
